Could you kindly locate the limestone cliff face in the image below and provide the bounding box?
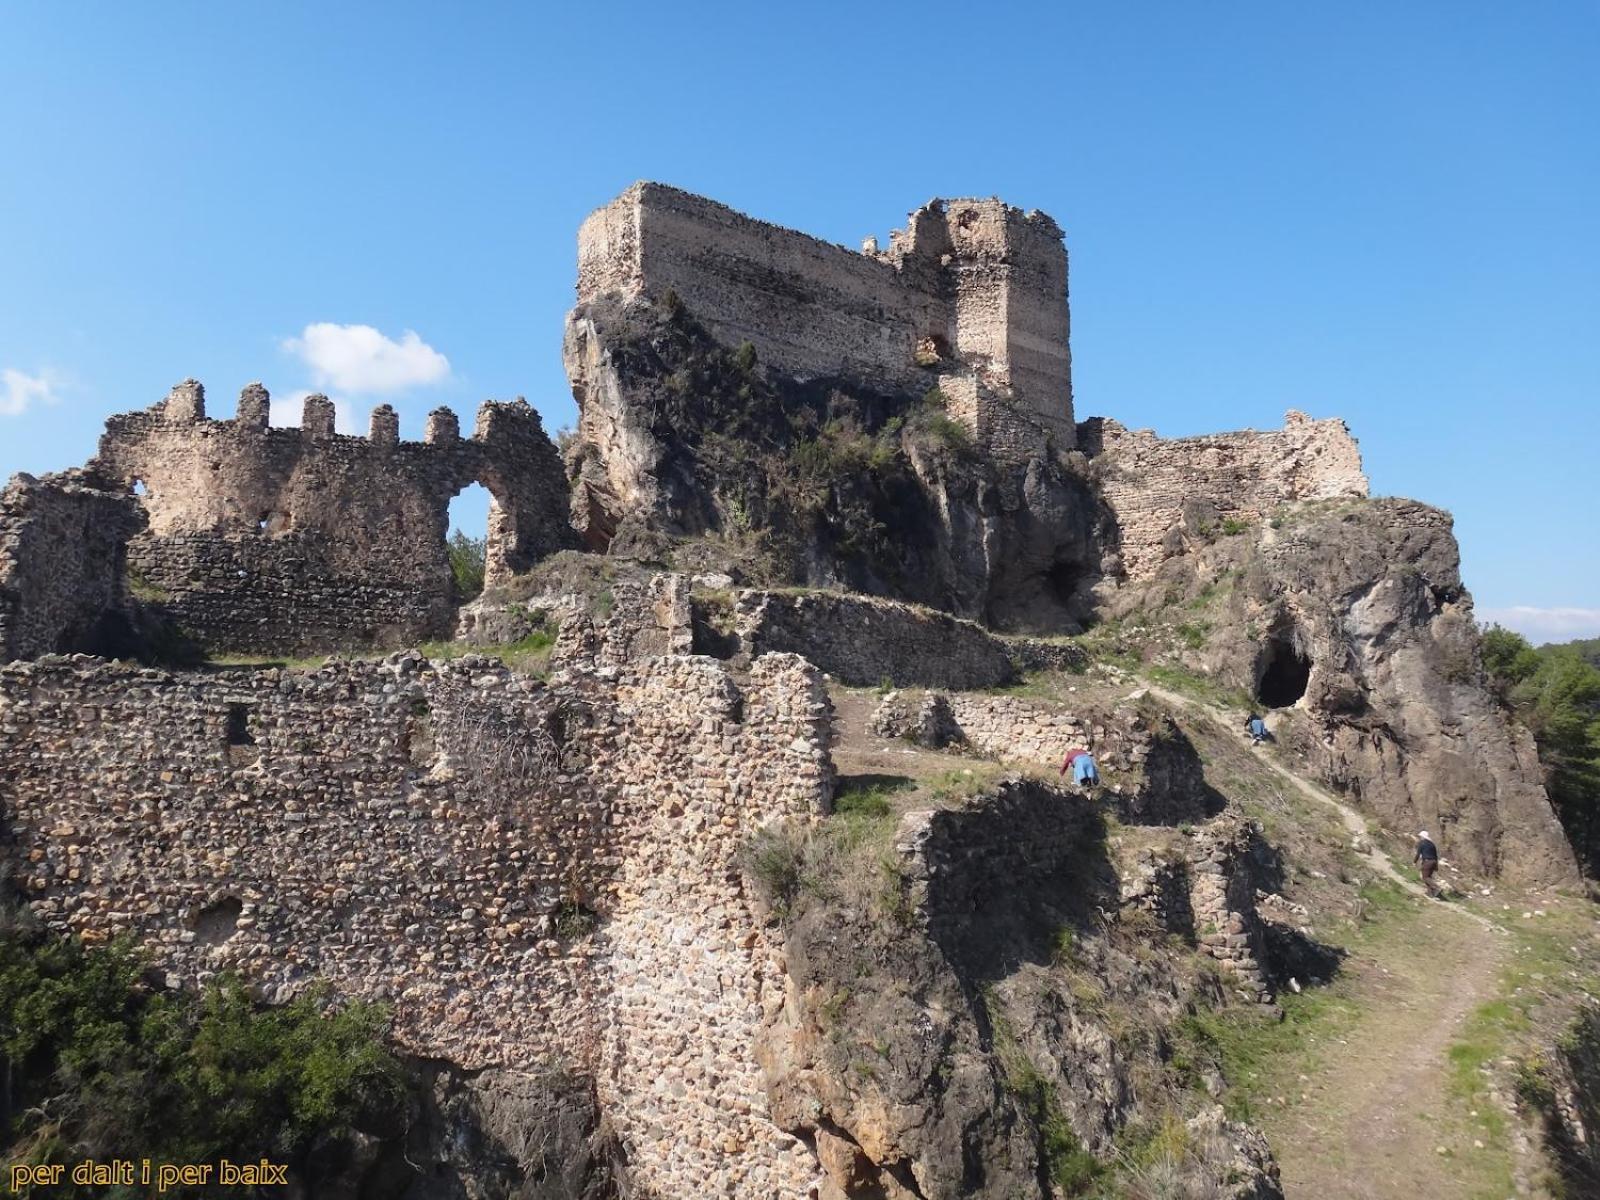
[562,295,1107,632]
[1117,497,1579,887]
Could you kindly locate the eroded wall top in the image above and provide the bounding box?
[1082,410,1370,579]
[575,182,1076,455]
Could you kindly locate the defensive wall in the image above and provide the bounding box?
[0,650,832,1198]
[1080,410,1369,580]
[0,470,145,661]
[92,380,576,654]
[871,688,1222,826]
[576,182,1076,459]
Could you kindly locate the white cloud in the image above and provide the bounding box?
[0,368,63,416]
[1480,606,1600,645]
[269,391,359,435]
[281,323,450,394]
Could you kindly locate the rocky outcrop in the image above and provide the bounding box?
[1117,497,1579,886]
[562,294,1109,633]
[754,779,1283,1199]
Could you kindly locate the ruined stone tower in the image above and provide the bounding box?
[575,183,1075,459]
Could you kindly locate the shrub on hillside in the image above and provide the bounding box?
[0,924,403,1176]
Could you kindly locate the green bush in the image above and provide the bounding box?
[741,825,808,918]
[0,927,403,1176]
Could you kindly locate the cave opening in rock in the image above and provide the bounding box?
[1043,559,1097,630]
[1257,635,1311,708]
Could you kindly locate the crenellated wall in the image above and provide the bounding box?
[92,380,577,653]
[575,182,1075,458]
[0,649,833,1198]
[1081,410,1369,580]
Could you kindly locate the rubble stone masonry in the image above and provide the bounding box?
[0,470,146,662]
[1082,410,1369,580]
[576,182,1076,458]
[0,650,832,1198]
[92,380,576,654]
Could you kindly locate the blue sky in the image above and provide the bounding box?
[1,2,1595,641]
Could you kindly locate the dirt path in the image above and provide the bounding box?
[1267,905,1509,1198]
[1142,684,1517,1197]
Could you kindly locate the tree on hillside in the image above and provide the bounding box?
[1483,626,1600,875]
[448,530,487,600]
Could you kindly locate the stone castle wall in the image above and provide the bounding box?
[0,650,832,1198]
[0,471,146,662]
[1081,410,1369,580]
[730,588,1018,689]
[575,183,1076,457]
[93,381,576,654]
[873,689,1220,826]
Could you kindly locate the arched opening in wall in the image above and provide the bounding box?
[447,483,494,602]
[1257,632,1312,709]
[131,478,148,498]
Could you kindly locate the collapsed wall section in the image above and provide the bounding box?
[1081,410,1368,579]
[0,650,832,1198]
[93,381,576,654]
[0,470,146,661]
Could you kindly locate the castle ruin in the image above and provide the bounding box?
[90,380,576,654]
[577,182,1076,461]
[0,181,1582,1199]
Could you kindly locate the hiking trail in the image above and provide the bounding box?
[1143,682,1523,1198]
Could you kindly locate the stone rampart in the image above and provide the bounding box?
[1081,410,1368,579]
[93,381,576,654]
[0,470,146,661]
[576,183,1075,458]
[730,589,1018,689]
[0,650,832,1198]
[873,689,1220,825]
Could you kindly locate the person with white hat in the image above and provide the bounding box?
[1413,830,1440,897]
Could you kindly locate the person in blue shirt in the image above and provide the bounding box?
[1071,751,1099,793]
[1246,713,1268,744]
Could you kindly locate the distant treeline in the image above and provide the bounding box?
[1483,629,1600,877]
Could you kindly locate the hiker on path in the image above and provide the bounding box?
[1414,830,1440,897]
[1246,713,1268,745]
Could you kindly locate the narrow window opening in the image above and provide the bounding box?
[225,703,256,746]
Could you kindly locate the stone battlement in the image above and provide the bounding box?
[91,380,577,653]
[575,182,1076,458]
